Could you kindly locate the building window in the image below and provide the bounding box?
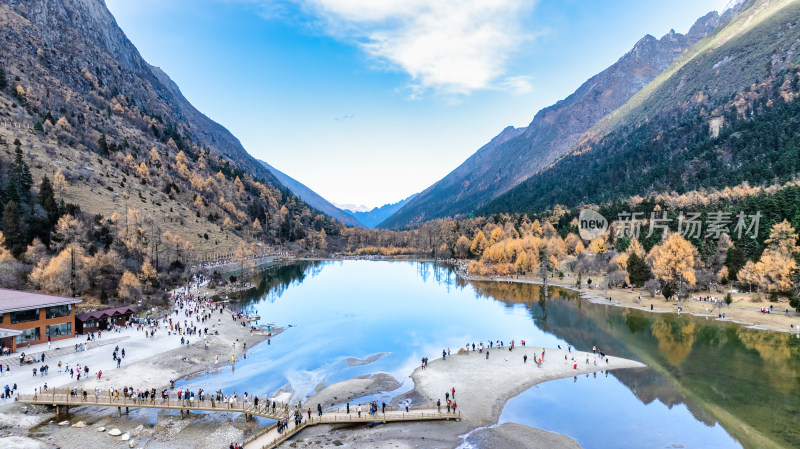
[11,309,39,324]
[16,327,40,344]
[46,305,71,319]
[46,322,71,338]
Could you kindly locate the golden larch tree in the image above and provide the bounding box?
[470,231,488,257]
[589,237,607,254]
[650,233,697,286]
[139,259,157,286]
[118,270,142,301]
[764,220,799,257]
[755,250,796,293]
[489,227,505,245]
[454,235,471,259]
[626,236,646,258]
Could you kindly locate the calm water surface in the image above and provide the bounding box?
[181,260,800,449]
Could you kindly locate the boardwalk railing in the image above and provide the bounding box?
[17,389,292,420]
[254,410,461,449]
[18,389,461,449]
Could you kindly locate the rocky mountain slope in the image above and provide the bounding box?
[261,160,362,227]
[0,0,341,269]
[480,0,800,216]
[381,10,721,229]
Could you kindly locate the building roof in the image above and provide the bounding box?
[0,288,82,314]
[76,306,137,322]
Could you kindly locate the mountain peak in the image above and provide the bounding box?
[688,11,721,38]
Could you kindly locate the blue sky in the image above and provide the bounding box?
[106,0,729,209]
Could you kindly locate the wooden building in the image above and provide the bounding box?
[76,306,137,334]
[0,288,81,353]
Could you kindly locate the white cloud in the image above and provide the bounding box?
[280,0,536,95]
[498,75,533,94]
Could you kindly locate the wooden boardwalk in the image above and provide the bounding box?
[17,389,461,449]
[244,408,461,449]
[17,389,293,420]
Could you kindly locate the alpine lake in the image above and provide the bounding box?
[179,260,800,449]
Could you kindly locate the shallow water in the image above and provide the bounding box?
[500,374,737,449]
[182,260,800,449]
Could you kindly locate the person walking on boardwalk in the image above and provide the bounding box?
[346,402,350,414]
[442,349,446,360]
[358,404,362,417]
[452,387,455,399]
[437,399,441,412]
[317,403,322,416]
[382,401,386,414]
[307,408,311,419]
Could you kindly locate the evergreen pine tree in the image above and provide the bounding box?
[4,175,19,204]
[725,246,747,281]
[13,146,33,193]
[627,253,653,287]
[2,200,23,257]
[39,175,59,225]
[98,133,109,156]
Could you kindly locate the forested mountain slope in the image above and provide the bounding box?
[480,0,800,216]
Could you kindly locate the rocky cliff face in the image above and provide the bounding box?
[2,0,278,185]
[381,11,721,229]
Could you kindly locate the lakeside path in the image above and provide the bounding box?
[463,273,800,334]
